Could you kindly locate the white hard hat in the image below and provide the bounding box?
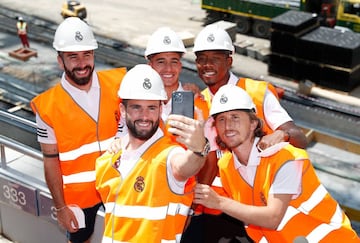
[53,17,98,52]
[210,84,256,116]
[193,24,234,53]
[118,64,167,100]
[144,27,186,57]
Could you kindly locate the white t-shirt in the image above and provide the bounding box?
[35,72,100,144]
[117,128,187,194]
[234,138,302,198]
[205,72,292,151]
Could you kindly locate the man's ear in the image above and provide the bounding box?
[120,103,126,119]
[57,55,65,70]
[250,118,259,132]
[227,56,233,67]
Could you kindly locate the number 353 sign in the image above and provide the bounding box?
[0,175,37,215]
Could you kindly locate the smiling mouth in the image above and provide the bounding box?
[224,131,237,138]
[203,71,216,77]
[136,120,152,128]
[75,69,88,76]
[161,73,174,79]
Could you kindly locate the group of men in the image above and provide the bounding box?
[31,17,359,243]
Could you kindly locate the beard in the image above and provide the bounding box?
[127,118,160,141]
[64,64,94,86]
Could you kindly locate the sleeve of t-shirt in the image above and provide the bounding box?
[269,160,303,199]
[166,146,187,194]
[263,90,293,130]
[35,113,57,144]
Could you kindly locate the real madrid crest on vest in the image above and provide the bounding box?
[134,176,145,192]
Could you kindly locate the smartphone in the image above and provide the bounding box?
[171,91,194,118]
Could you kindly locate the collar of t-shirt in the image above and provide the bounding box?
[233,137,261,186]
[208,71,238,97]
[117,128,164,178]
[61,72,100,121]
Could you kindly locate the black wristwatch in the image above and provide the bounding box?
[193,138,210,157]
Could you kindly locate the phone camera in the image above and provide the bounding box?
[173,92,183,103]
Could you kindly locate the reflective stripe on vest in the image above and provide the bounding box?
[63,171,95,184]
[103,202,191,219]
[59,137,113,161]
[101,236,182,243]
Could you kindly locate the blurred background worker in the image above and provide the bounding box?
[96,64,208,242]
[31,17,126,243]
[16,16,30,48]
[182,24,307,243]
[194,84,359,243]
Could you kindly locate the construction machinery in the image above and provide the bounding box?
[201,0,360,38]
[60,0,87,20]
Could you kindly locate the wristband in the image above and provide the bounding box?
[43,153,59,158]
[55,205,67,212]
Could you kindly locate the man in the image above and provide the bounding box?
[194,24,307,151]
[194,84,359,242]
[182,24,307,243]
[31,17,126,243]
[145,27,208,120]
[95,64,209,242]
[16,16,30,48]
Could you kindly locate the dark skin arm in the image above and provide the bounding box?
[257,121,308,150]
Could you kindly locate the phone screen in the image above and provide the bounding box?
[171,91,194,118]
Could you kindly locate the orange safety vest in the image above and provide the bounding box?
[95,136,194,242]
[31,68,126,208]
[219,145,359,242]
[198,77,279,215]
